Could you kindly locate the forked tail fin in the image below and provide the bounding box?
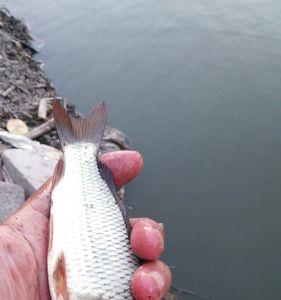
[52,100,107,151]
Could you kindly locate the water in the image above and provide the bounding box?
[2,1,281,299]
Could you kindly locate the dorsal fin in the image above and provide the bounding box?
[52,100,107,150]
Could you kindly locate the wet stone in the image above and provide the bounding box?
[0,182,25,221]
[2,148,59,197]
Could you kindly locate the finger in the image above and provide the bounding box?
[130,218,164,260]
[132,260,172,300]
[130,218,164,235]
[99,150,143,187]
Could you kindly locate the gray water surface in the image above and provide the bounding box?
[2,1,281,299]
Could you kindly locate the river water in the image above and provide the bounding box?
[2,1,281,299]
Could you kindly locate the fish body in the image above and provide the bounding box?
[48,101,139,300]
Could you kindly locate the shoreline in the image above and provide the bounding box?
[0,8,132,152]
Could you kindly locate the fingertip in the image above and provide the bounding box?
[99,150,143,187]
[129,218,140,228]
[131,219,164,260]
[158,223,164,236]
[132,270,160,300]
[130,218,164,234]
[132,261,172,300]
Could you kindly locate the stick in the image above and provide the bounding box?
[38,98,49,120]
[25,118,55,139]
[14,83,28,94]
[0,85,15,97]
[38,97,63,102]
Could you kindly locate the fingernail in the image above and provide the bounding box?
[158,223,164,231]
[138,152,144,167]
[132,270,160,300]
[131,225,164,260]
[148,270,165,292]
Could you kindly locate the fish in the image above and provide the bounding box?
[48,100,139,300]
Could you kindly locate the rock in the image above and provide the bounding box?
[100,141,121,154]
[0,182,25,221]
[0,130,62,159]
[2,148,59,197]
[103,126,132,150]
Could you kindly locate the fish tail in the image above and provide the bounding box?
[52,100,107,152]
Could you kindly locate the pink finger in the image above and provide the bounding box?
[130,218,164,260]
[99,150,143,187]
[132,260,172,300]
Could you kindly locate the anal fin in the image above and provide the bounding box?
[53,252,68,300]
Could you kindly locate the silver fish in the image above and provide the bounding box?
[48,101,139,300]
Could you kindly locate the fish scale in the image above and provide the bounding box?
[48,101,139,300]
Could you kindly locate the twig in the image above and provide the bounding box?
[20,41,37,54]
[38,97,49,120]
[0,28,37,54]
[0,85,15,97]
[38,96,63,102]
[19,109,33,119]
[34,84,47,89]
[14,83,28,94]
[25,118,54,139]
[4,105,18,118]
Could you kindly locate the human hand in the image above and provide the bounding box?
[0,150,171,300]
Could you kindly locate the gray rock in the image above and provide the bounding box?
[2,148,59,197]
[0,182,25,221]
[103,126,132,151]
